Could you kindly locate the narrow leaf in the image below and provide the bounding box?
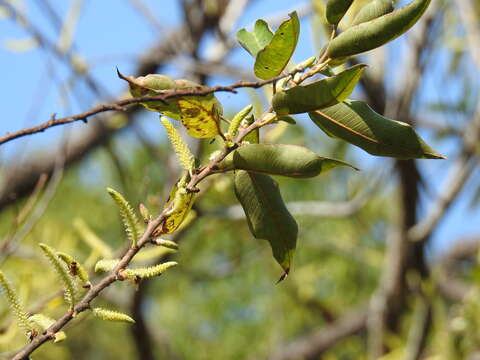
[326,0,354,25]
[272,64,367,115]
[107,188,141,248]
[92,308,135,324]
[254,11,300,80]
[236,19,274,57]
[327,0,431,58]
[39,243,77,308]
[217,144,354,177]
[160,116,195,170]
[309,99,445,159]
[234,171,298,274]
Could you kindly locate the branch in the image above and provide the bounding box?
[0,65,310,147]
[264,307,367,360]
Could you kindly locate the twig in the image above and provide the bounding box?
[0,64,310,147]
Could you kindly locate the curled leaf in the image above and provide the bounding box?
[327,0,431,58]
[272,64,366,115]
[237,19,274,57]
[234,171,297,275]
[309,99,445,159]
[217,144,354,177]
[254,11,300,80]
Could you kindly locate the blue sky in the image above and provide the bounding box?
[0,0,478,256]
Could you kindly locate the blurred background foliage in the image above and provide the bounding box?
[1,0,480,359]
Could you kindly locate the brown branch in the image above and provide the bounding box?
[265,307,367,360]
[0,65,308,147]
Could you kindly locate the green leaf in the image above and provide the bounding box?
[243,115,259,144]
[351,0,394,26]
[327,0,431,58]
[234,171,298,274]
[272,64,367,115]
[236,20,274,57]
[254,11,300,80]
[217,144,354,177]
[309,99,445,159]
[326,0,354,25]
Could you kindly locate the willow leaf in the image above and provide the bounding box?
[327,0,431,58]
[309,99,445,159]
[217,144,354,177]
[272,64,366,115]
[351,0,394,26]
[254,11,300,80]
[326,0,354,25]
[234,171,297,275]
[236,20,274,57]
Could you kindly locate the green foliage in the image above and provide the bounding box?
[351,0,394,26]
[39,243,77,308]
[92,308,135,324]
[0,270,32,336]
[326,0,354,25]
[160,116,195,171]
[217,144,353,177]
[234,171,298,275]
[272,64,367,115]
[236,20,274,57]
[158,178,195,235]
[309,99,444,159]
[253,12,300,80]
[327,0,431,58]
[107,187,141,248]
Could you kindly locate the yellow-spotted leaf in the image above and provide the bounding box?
[156,182,195,235]
[176,97,222,138]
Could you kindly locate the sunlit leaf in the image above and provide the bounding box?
[254,11,300,80]
[327,0,431,58]
[309,99,445,159]
[272,64,366,115]
[236,19,274,57]
[234,171,297,274]
[217,144,354,177]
